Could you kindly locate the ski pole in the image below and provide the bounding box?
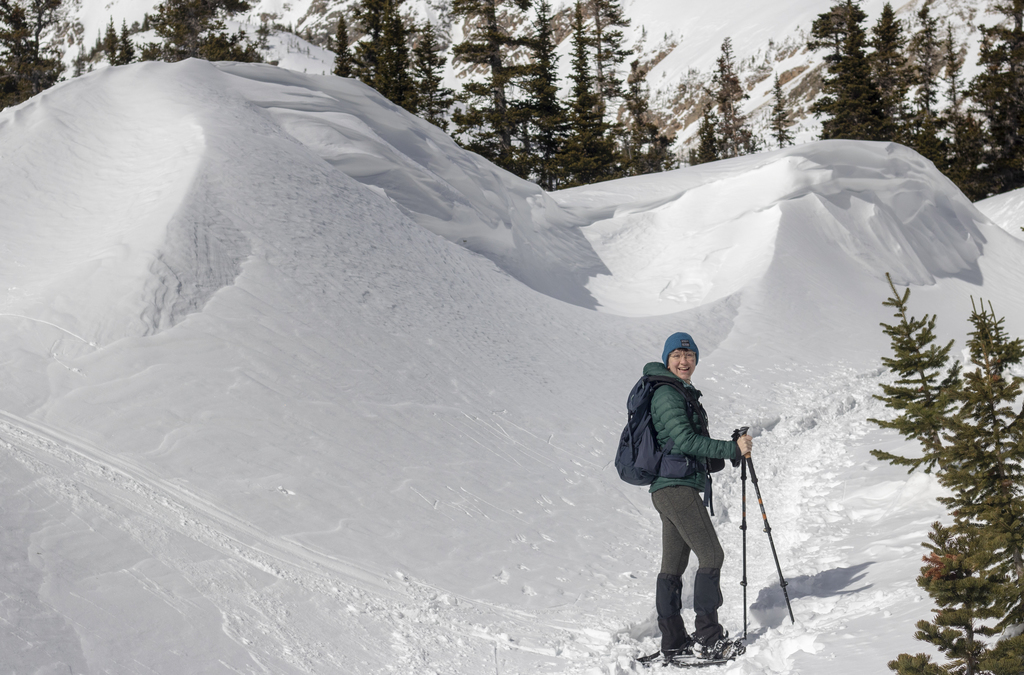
[745,454,795,624]
[732,426,749,640]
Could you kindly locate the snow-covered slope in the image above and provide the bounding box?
[1,60,1023,675]
[976,186,1024,240]
[64,0,1003,151]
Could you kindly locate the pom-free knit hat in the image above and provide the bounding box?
[662,332,699,366]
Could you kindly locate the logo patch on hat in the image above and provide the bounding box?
[679,339,690,349]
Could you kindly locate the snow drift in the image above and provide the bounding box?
[1,60,1023,675]
[563,142,986,317]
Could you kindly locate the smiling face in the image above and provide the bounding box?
[667,348,697,381]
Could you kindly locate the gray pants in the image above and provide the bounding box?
[652,486,726,646]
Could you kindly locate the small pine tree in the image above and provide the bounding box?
[520,0,566,189]
[945,110,987,201]
[869,273,960,473]
[869,3,911,139]
[889,523,1004,675]
[688,104,721,165]
[941,27,987,199]
[909,2,942,119]
[769,73,794,148]
[115,20,136,65]
[373,0,415,112]
[712,37,755,158]
[940,299,1024,628]
[412,21,454,130]
[104,17,119,64]
[450,0,533,173]
[621,58,675,176]
[942,25,964,116]
[352,0,390,85]
[558,1,617,187]
[590,0,630,113]
[333,15,353,77]
[809,0,889,141]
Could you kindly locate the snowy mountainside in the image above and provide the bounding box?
[976,186,1024,240]
[1,60,1024,675]
[65,0,1002,151]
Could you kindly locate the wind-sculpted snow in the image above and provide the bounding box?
[559,141,987,316]
[217,62,608,309]
[0,64,216,345]
[2,60,1024,674]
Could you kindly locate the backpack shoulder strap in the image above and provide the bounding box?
[645,376,709,437]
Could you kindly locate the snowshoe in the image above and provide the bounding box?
[693,635,745,661]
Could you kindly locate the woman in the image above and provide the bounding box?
[645,331,752,664]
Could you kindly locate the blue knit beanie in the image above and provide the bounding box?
[662,332,699,366]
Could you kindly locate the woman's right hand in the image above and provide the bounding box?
[737,435,753,457]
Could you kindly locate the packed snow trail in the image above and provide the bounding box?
[2,61,1024,674]
[546,360,950,675]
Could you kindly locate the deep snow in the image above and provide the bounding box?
[1,60,1023,674]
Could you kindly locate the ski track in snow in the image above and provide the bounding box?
[0,361,937,674]
[0,410,564,674]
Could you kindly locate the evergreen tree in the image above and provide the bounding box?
[913,112,946,167]
[104,17,118,64]
[621,58,675,176]
[769,72,794,148]
[809,3,849,62]
[889,523,1004,675]
[412,20,454,129]
[809,0,889,141]
[333,15,353,77]
[908,2,943,162]
[0,0,63,109]
[712,37,756,158]
[590,0,630,113]
[870,3,911,139]
[450,0,532,172]
[688,103,721,165]
[869,273,960,474]
[940,299,1024,628]
[875,285,1024,674]
[115,20,136,65]
[969,1,1024,195]
[557,1,616,187]
[943,25,965,116]
[946,111,986,200]
[373,0,415,111]
[941,27,987,199]
[910,2,942,118]
[520,0,565,189]
[143,0,262,63]
[352,0,390,84]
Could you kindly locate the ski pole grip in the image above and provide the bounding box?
[731,426,749,441]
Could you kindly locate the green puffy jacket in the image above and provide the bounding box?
[643,362,740,494]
